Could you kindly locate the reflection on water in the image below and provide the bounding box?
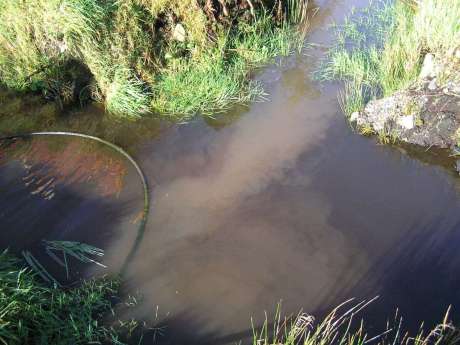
[1,137,127,198]
[117,72,360,342]
[0,136,144,280]
[1,0,460,344]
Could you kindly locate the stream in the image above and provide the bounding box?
[1,0,460,344]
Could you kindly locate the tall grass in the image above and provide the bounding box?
[253,299,460,345]
[285,0,310,40]
[0,0,311,119]
[0,0,109,88]
[0,250,122,345]
[151,11,302,118]
[321,0,460,117]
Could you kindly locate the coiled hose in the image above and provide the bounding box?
[0,132,150,276]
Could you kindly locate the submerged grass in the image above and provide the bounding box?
[0,250,123,345]
[253,299,460,345]
[0,0,309,119]
[321,0,460,117]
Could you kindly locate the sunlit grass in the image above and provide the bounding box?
[0,250,122,345]
[338,80,367,117]
[151,55,262,118]
[253,299,460,345]
[105,69,151,118]
[151,12,303,118]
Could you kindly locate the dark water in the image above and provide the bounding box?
[0,136,145,279]
[1,0,460,344]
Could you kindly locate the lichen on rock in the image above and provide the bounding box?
[351,52,460,151]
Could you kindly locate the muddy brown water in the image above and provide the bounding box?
[1,0,460,344]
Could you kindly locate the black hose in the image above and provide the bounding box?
[0,131,150,276]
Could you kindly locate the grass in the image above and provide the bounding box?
[0,250,125,345]
[43,240,107,282]
[0,0,309,120]
[321,0,460,117]
[151,11,303,118]
[253,299,460,345]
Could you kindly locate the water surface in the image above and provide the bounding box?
[1,0,460,344]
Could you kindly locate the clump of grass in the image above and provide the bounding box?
[321,0,460,117]
[105,69,151,118]
[285,0,310,40]
[151,53,261,118]
[151,11,302,118]
[0,0,109,89]
[0,250,123,345]
[0,0,161,118]
[0,0,310,119]
[253,299,460,345]
[338,80,367,117]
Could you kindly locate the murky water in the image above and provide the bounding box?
[1,0,460,344]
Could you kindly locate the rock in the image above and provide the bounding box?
[57,41,68,53]
[360,96,399,132]
[172,23,186,42]
[349,111,359,122]
[420,53,436,79]
[455,48,460,60]
[396,115,414,130]
[357,87,460,149]
[428,79,437,91]
[352,50,460,159]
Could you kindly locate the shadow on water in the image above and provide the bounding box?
[300,102,460,327]
[348,217,460,330]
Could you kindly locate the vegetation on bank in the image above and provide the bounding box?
[253,300,460,345]
[3,250,459,345]
[0,251,125,345]
[0,0,309,119]
[321,0,460,118]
